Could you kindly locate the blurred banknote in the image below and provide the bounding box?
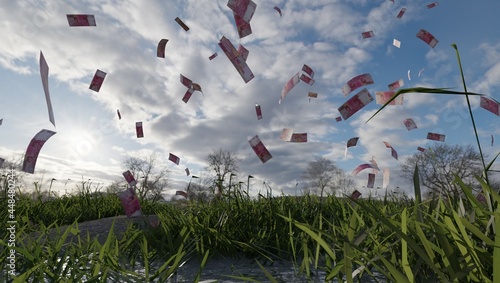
[417,146,426,152]
[290,133,307,143]
[22,129,57,174]
[347,137,359,148]
[382,169,390,189]
[427,2,439,8]
[157,39,168,58]
[234,14,252,38]
[67,14,96,26]
[362,31,374,39]
[396,8,406,19]
[249,135,272,163]
[227,0,256,23]
[175,17,189,31]
[176,191,188,198]
[255,104,262,120]
[302,64,314,78]
[375,91,403,105]
[273,6,282,17]
[388,79,404,91]
[280,128,294,141]
[338,88,374,120]
[180,74,193,88]
[427,132,445,142]
[351,190,362,200]
[122,170,137,186]
[237,44,249,61]
[416,29,438,48]
[136,122,144,138]
[393,39,401,48]
[351,163,378,176]
[117,109,121,120]
[209,53,218,60]
[169,153,180,165]
[89,69,106,92]
[218,36,254,83]
[300,74,315,86]
[308,92,318,99]
[403,118,417,130]
[342,73,374,96]
[185,168,190,176]
[480,96,500,116]
[182,88,194,103]
[279,73,300,103]
[119,187,142,218]
[367,173,375,188]
[40,51,55,127]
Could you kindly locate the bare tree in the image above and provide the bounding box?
[301,157,347,198]
[400,144,483,198]
[123,153,170,202]
[206,148,239,194]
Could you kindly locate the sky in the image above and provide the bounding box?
[0,0,499,199]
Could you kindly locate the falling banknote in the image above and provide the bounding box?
[157,39,168,58]
[89,69,106,92]
[427,132,445,142]
[367,173,375,188]
[375,91,403,105]
[136,122,144,138]
[22,129,57,174]
[249,135,272,163]
[416,29,438,48]
[342,73,374,96]
[480,96,500,116]
[40,51,55,127]
[118,187,142,218]
[290,133,307,143]
[403,118,417,131]
[169,153,180,165]
[338,88,374,120]
[122,170,137,186]
[67,14,96,26]
[388,79,404,91]
[279,73,300,103]
[255,104,263,120]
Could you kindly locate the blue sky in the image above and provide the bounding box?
[0,0,499,198]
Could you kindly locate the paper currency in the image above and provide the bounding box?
[302,64,314,78]
[22,129,57,174]
[382,169,390,189]
[416,29,438,48]
[342,73,374,96]
[0,158,4,168]
[290,133,307,143]
[122,170,137,186]
[351,190,362,200]
[391,147,398,160]
[175,17,189,31]
[89,69,106,92]
[408,70,411,80]
[118,187,142,218]
[396,8,406,19]
[347,137,359,148]
[185,168,190,176]
[274,6,282,16]
[176,191,188,198]
[418,68,425,77]
[136,122,144,138]
[249,135,272,163]
[192,83,202,92]
[209,53,218,60]
[383,141,392,148]
[237,44,249,61]
[388,79,404,91]
[427,132,445,142]
[417,146,426,152]
[67,14,96,26]
[40,51,55,127]
[362,31,374,39]
[117,109,121,120]
[403,118,417,131]
[227,0,256,23]
[370,156,380,173]
[0,119,2,125]
[279,73,300,103]
[338,88,374,120]
[180,74,193,88]
[234,14,253,38]
[367,173,375,188]
[351,163,378,176]
[308,92,318,99]
[375,91,403,105]
[182,89,194,103]
[157,39,168,58]
[300,74,315,86]
[255,104,262,120]
[218,36,255,83]
[169,153,180,165]
[427,2,439,9]
[492,135,495,147]
[280,128,294,141]
[393,39,401,48]
[335,117,342,122]
[480,96,500,116]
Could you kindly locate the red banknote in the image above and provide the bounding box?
[367,173,375,188]
[480,96,500,116]
[338,88,374,120]
[403,118,417,131]
[136,122,144,138]
[175,17,189,31]
[427,132,445,142]
[169,153,180,165]
[249,135,272,163]
[67,14,96,26]
[342,73,374,96]
[255,104,262,120]
[388,79,404,91]
[157,39,168,58]
[119,187,142,217]
[416,29,438,48]
[290,133,307,143]
[122,170,137,186]
[22,129,57,174]
[89,69,106,92]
